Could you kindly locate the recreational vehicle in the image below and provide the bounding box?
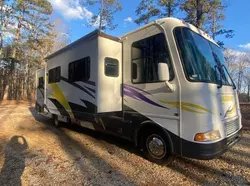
[36,17,242,164]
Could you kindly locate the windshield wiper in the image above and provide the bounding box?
[222,65,236,90]
[212,52,223,89]
[215,65,223,89]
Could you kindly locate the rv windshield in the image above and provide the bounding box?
[175,27,233,86]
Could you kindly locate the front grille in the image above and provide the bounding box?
[225,118,240,136]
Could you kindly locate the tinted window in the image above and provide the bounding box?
[49,67,61,84]
[131,33,174,83]
[69,57,90,82]
[105,57,119,77]
[38,77,44,88]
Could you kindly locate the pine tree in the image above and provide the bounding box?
[208,1,234,39]
[207,0,234,47]
[135,0,181,25]
[11,0,53,59]
[181,0,211,29]
[0,0,12,56]
[86,0,122,31]
[0,0,54,100]
[158,0,180,17]
[135,0,160,25]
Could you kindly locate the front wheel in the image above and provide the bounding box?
[143,131,174,165]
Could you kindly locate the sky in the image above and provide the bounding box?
[48,0,250,52]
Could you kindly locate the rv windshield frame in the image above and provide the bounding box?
[174,27,234,87]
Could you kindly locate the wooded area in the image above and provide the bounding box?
[0,0,70,100]
[0,0,250,101]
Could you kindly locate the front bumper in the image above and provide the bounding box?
[181,129,242,160]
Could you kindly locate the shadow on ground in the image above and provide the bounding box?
[28,106,250,185]
[28,106,138,185]
[0,136,28,186]
[28,106,139,156]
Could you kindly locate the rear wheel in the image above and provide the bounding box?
[67,117,71,124]
[53,115,61,128]
[142,130,174,165]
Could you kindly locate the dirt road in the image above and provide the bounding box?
[0,101,249,186]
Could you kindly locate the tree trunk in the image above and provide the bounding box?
[3,68,9,100]
[3,13,23,100]
[0,2,10,56]
[3,85,9,100]
[212,10,216,40]
[196,0,203,29]
[12,21,22,59]
[99,0,104,31]
[168,2,171,17]
[0,1,3,54]
[248,84,250,102]
[237,71,242,91]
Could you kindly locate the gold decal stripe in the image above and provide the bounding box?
[160,101,213,114]
[221,96,233,102]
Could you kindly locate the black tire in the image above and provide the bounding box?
[142,130,174,165]
[53,115,61,128]
[67,117,71,124]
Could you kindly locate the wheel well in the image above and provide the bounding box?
[135,122,174,153]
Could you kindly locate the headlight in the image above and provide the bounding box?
[194,130,221,142]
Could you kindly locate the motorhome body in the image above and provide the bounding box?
[36,17,242,163]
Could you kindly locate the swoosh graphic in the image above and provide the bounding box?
[124,85,169,109]
[224,104,236,118]
[124,84,152,96]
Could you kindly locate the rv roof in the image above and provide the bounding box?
[45,30,120,60]
[121,17,218,47]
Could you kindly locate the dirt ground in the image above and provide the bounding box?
[0,101,249,186]
[242,119,250,130]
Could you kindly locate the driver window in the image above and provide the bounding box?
[131,33,174,83]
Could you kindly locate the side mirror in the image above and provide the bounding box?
[158,63,170,81]
[158,62,175,92]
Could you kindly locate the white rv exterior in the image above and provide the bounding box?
[36,18,242,163]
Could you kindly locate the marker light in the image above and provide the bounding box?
[194,130,221,142]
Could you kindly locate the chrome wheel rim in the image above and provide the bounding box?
[146,134,166,159]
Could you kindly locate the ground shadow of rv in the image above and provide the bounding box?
[28,106,139,185]
[28,106,250,185]
[28,106,140,157]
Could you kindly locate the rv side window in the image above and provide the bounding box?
[69,57,90,82]
[48,67,61,84]
[105,57,119,77]
[38,77,44,88]
[131,33,174,83]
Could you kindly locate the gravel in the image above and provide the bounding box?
[0,101,249,186]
